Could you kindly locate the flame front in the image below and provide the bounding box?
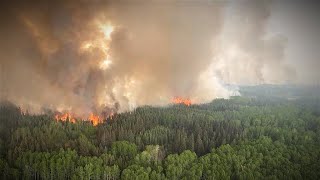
[55,112,76,123]
[172,97,192,106]
[54,112,112,126]
[88,113,101,126]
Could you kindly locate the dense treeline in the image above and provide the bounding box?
[1,91,320,179]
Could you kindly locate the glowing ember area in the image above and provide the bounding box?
[172,97,192,106]
[55,113,76,123]
[88,113,101,126]
[54,112,113,126]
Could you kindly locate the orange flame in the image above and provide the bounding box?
[88,113,101,126]
[172,97,192,106]
[55,112,76,123]
[54,111,116,126]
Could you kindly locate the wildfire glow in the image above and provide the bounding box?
[54,112,112,126]
[88,113,101,126]
[172,97,192,106]
[55,112,76,123]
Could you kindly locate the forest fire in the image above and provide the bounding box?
[88,113,101,126]
[55,112,76,123]
[172,97,192,106]
[54,112,115,126]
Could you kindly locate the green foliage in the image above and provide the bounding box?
[1,86,320,179]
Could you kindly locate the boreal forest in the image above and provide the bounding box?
[0,85,319,179]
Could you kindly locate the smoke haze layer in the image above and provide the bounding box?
[0,0,318,116]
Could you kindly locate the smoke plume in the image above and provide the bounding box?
[214,0,296,85]
[0,0,298,116]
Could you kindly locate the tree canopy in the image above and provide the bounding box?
[1,86,320,179]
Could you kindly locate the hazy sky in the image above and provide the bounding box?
[215,0,320,85]
[268,0,320,84]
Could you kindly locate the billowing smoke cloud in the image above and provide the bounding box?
[214,0,296,84]
[0,0,299,117]
[0,0,231,116]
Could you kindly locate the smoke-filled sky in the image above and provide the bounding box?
[0,0,319,116]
